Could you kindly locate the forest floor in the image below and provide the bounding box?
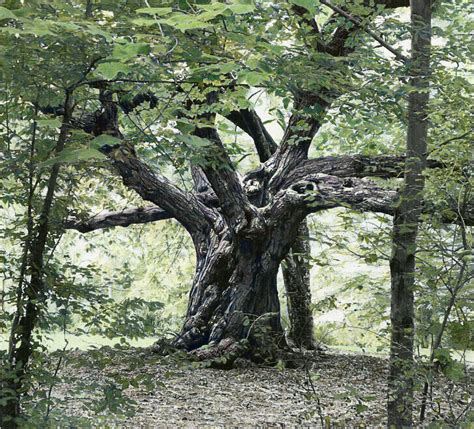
[52,347,472,428]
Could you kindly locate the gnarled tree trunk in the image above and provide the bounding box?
[60,0,472,369]
[172,222,304,362]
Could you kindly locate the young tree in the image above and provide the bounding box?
[0,5,114,425]
[388,0,432,426]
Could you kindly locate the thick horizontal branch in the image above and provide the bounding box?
[266,174,395,227]
[267,174,474,226]
[282,155,444,187]
[65,206,171,233]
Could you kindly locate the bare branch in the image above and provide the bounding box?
[266,175,395,227]
[101,145,217,235]
[266,93,330,192]
[267,174,474,226]
[65,206,172,233]
[283,155,445,187]
[193,126,255,231]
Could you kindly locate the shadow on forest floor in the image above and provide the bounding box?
[50,347,472,428]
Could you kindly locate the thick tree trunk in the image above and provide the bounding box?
[172,230,286,363]
[388,1,431,427]
[283,221,316,350]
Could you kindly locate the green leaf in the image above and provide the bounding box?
[159,15,213,32]
[90,135,122,149]
[176,134,211,149]
[112,42,150,61]
[0,7,18,21]
[40,149,106,167]
[175,120,195,134]
[227,1,255,15]
[238,70,269,86]
[36,118,61,128]
[355,403,368,414]
[135,7,173,16]
[289,0,317,14]
[96,62,131,80]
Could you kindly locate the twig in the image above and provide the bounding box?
[319,0,409,63]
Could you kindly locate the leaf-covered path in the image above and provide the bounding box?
[54,348,471,427]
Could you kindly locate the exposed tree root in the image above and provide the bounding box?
[150,335,325,369]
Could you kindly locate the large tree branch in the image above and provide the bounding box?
[225,109,277,162]
[65,206,172,233]
[65,185,221,233]
[282,155,445,187]
[193,125,257,231]
[88,89,220,236]
[267,175,394,227]
[101,145,217,235]
[267,174,474,226]
[267,0,410,189]
[266,93,331,193]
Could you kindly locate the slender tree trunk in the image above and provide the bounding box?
[283,221,316,349]
[388,1,432,427]
[0,95,71,428]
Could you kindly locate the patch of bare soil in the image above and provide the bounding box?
[54,348,472,428]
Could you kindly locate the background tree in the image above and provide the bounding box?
[387,0,432,426]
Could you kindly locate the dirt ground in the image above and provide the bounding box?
[52,348,472,428]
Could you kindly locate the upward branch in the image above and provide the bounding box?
[193,125,256,231]
[91,90,217,236]
[268,0,411,188]
[225,109,277,162]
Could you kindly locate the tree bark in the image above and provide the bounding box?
[227,109,317,350]
[387,1,432,427]
[282,221,316,349]
[169,228,290,364]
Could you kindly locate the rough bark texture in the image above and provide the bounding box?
[388,1,432,427]
[226,105,317,351]
[282,221,316,350]
[65,206,172,233]
[170,227,289,363]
